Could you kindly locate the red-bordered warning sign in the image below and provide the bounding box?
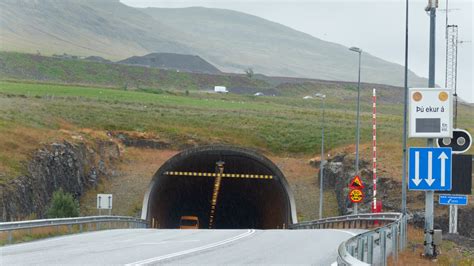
[349,189,364,203]
[349,175,365,189]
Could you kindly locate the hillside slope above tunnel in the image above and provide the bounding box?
[141,146,297,229]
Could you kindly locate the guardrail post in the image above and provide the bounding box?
[399,217,404,250]
[79,224,83,233]
[8,230,13,244]
[67,224,72,233]
[392,224,398,262]
[357,237,365,261]
[400,215,407,250]
[381,230,387,266]
[367,235,374,264]
[97,222,100,231]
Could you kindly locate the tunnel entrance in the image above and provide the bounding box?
[141,146,297,229]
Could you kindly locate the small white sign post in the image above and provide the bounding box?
[97,194,113,215]
[409,88,453,138]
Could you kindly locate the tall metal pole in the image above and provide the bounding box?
[401,0,410,250]
[425,0,436,257]
[354,50,362,214]
[453,36,459,128]
[319,96,326,219]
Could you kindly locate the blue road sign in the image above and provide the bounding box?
[439,195,468,205]
[408,147,452,191]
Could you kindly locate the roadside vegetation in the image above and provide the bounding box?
[46,189,80,218]
[0,78,472,181]
[390,226,474,265]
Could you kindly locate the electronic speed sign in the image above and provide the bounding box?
[409,88,452,138]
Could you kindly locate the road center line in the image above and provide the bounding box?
[125,229,256,265]
[329,229,358,236]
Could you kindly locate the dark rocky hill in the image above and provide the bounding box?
[118,53,221,74]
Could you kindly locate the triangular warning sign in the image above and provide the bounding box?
[349,175,364,189]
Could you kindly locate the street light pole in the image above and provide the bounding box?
[318,94,326,219]
[401,0,410,250]
[349,46,362,214]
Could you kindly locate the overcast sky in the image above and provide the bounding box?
[121,0,473,103]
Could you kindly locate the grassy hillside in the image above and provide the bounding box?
[0,0,427,87]
[0,0,190,58]
[0,51,419,103]
[0,52,269,91]
[1,80,472,180]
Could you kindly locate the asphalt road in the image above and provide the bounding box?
[0,229,363,265]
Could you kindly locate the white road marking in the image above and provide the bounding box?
[329,229,358,236]
[117,239,199,244]
[134,240,200,245]
[125,229,256,265]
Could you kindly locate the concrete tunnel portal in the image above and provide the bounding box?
[141,146,297,229]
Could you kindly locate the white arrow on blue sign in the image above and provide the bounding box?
[439,195,468,205]
[408,147,452,191]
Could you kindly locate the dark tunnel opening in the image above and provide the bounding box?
[141,146,297,229]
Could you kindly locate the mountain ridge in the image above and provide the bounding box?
[0,0,428,87]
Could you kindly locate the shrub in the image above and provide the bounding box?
[46,189,80,218]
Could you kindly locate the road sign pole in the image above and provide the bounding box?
[424,0,436,257]
[424,188,434,256]
[354,50,362,215]
[319,97,325,220]
[449,205,458,234]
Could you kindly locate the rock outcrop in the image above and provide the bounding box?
[412,206,474,239]
[318,153,474,239]
[316,153,401,215]
[0,141,120,221]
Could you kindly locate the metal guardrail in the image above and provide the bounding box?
[2,213,405,264]
[0,216,148,245]
[290,212,406,266]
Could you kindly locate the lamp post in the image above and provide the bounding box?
[316,93,326,219]
[349,46,362,214]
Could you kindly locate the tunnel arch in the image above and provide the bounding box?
[141,145,297,229]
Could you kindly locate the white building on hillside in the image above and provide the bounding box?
[214,86,228,93]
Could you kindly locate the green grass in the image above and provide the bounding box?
[0,52,270,92]
[0,81,383,152]
[0,79,473,180]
